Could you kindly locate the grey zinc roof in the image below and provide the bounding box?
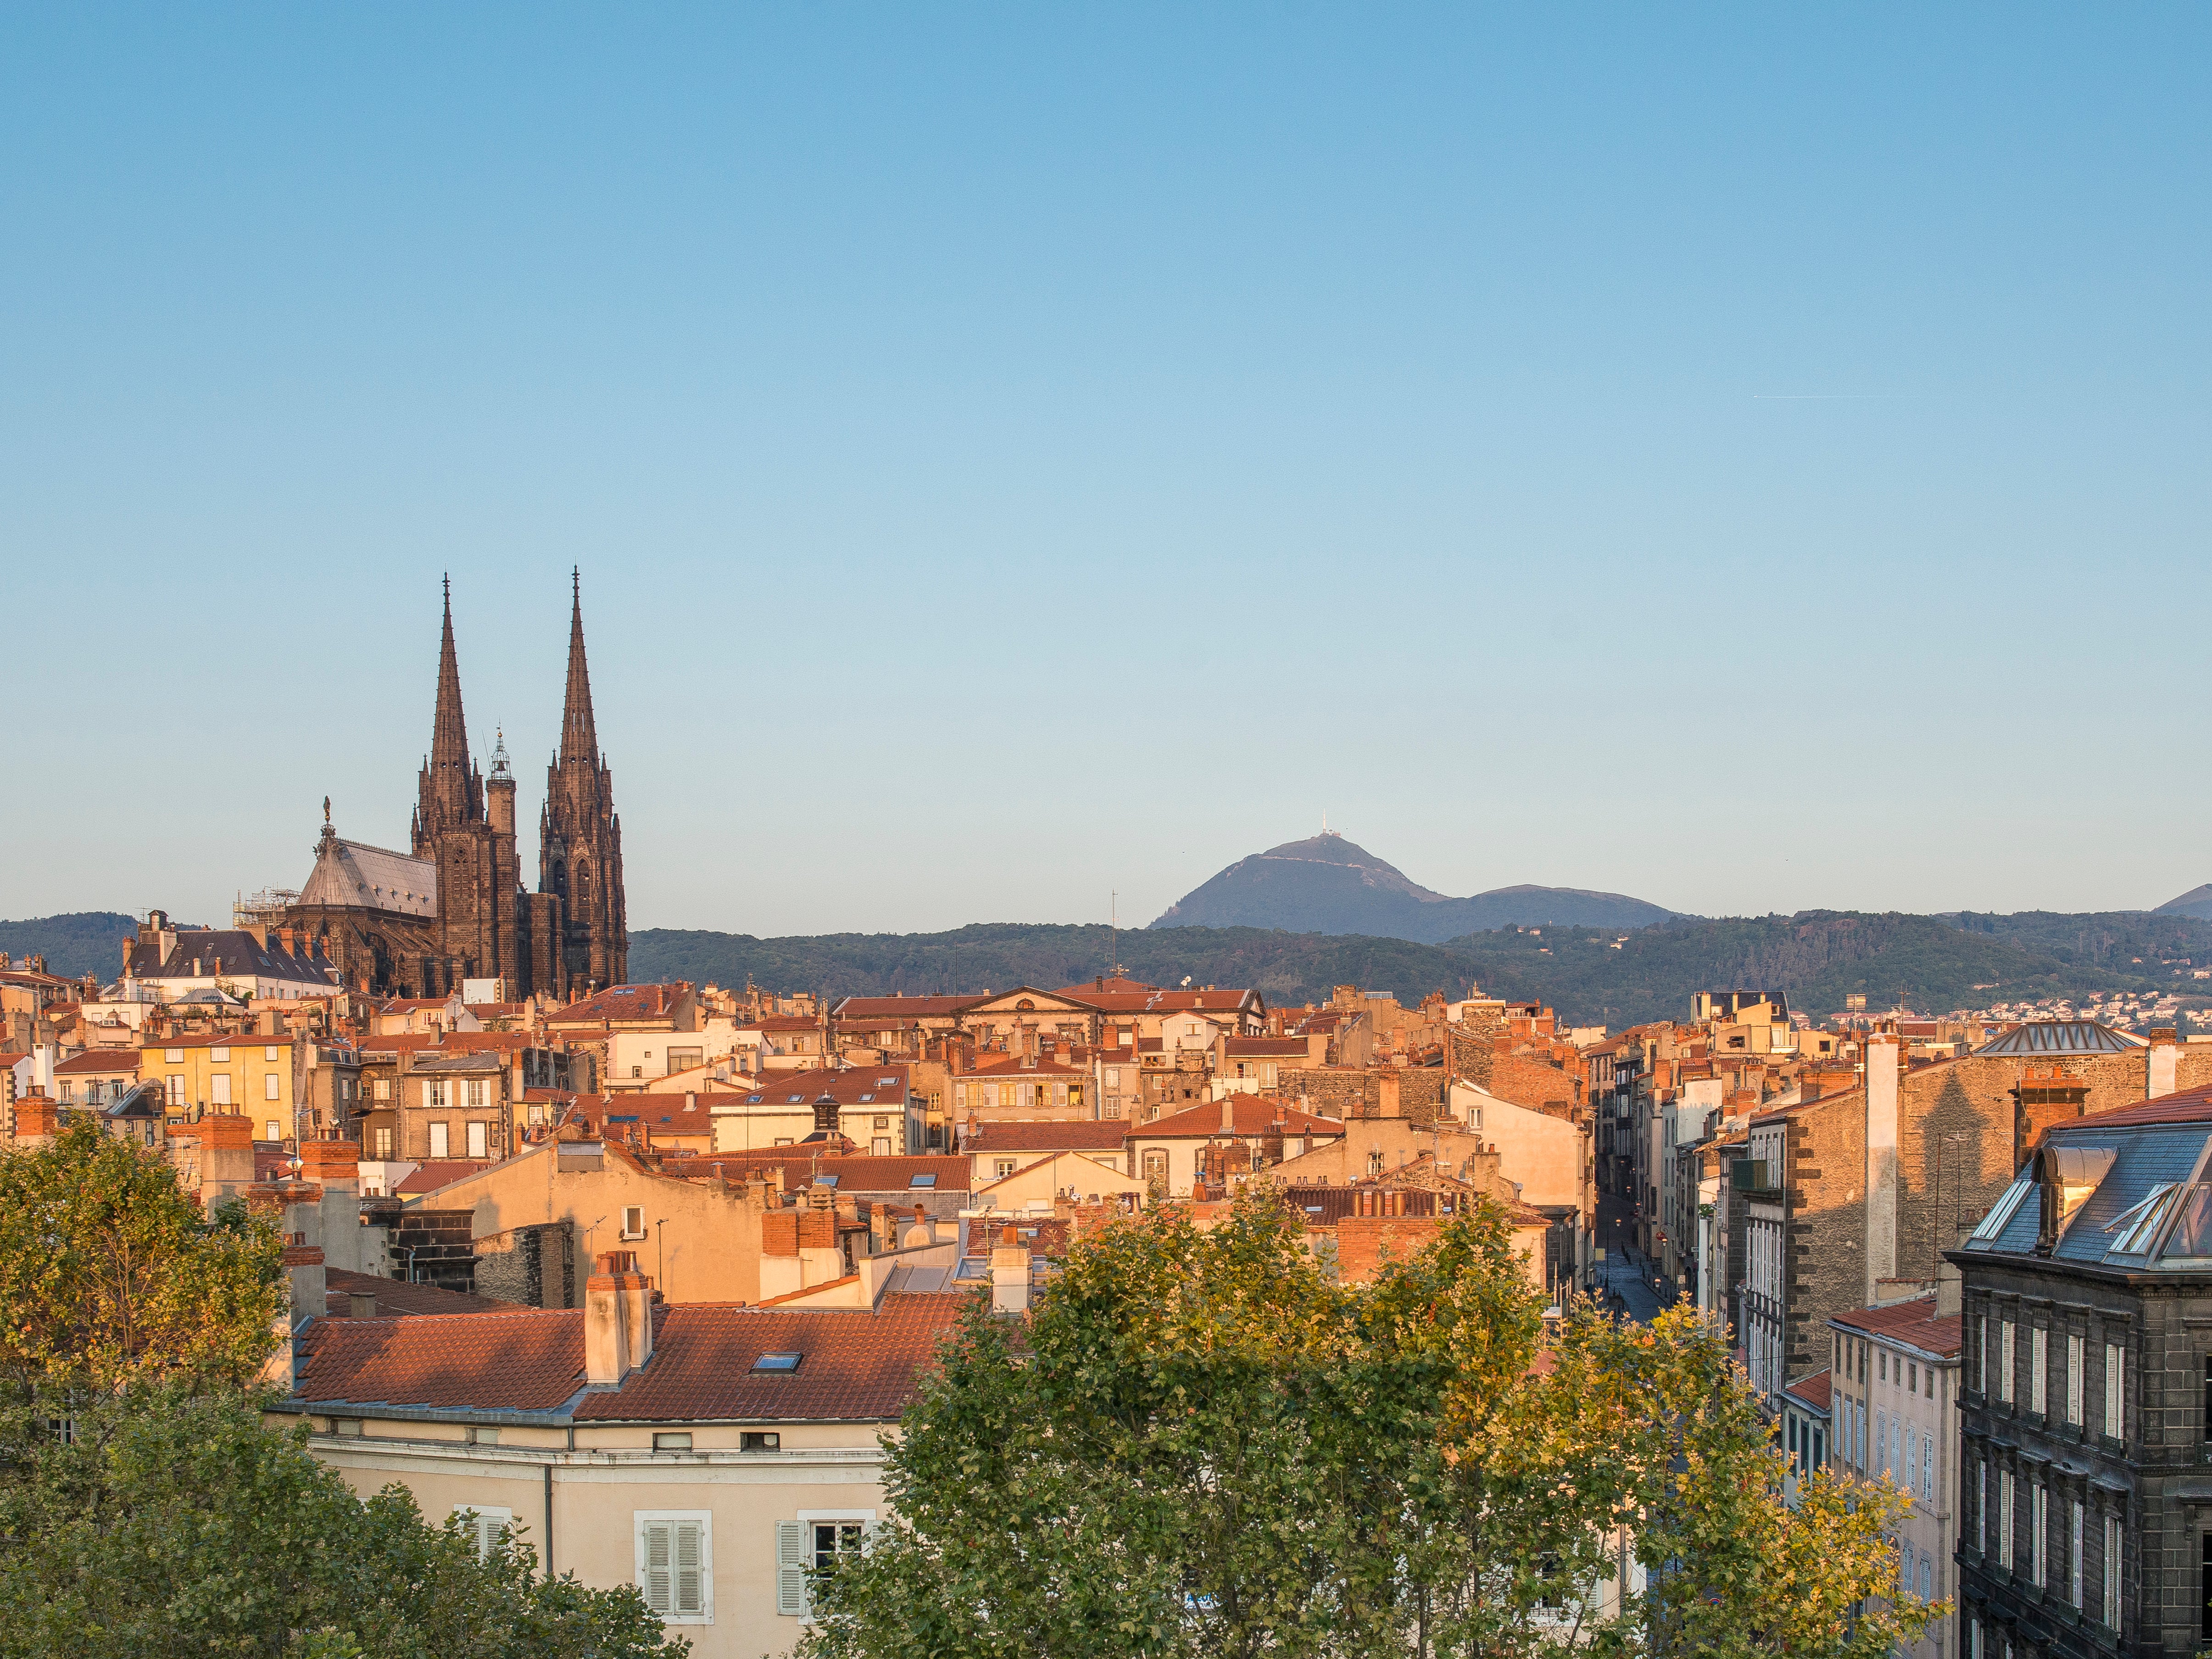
[1971,1020,2147,1057]
[297,838,439,919]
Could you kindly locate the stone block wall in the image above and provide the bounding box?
[473,1219,576,1307]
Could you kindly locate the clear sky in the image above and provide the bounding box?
[4,7,2207,937]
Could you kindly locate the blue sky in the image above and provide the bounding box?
[4,6,2206,936]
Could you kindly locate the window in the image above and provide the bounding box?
[1976,1462,1986,1553]
[466,1079,487,1108]
[635,1512,711,1624]
[1978,1316,1987,1395]
[264,1045,281,1061]
[264,1072,280,1100]
[425,1081,447,1108]
[2032,1483,2046,1585]
[2070,1499,2083,1607]
[909,1173,936,1189]
[428,1122,449,1158]
[2032,1327,2047,1415]
[466,1426,498,1445]
[2106,1342,2124,1438]
[741,1431,780,1452]
[374,1127,392,1160]
[623,1206,646,1240]
[652,1432,692,1451]
[211,1073,232,1106]
[335,1418,364,1437]
[165,1047,184,1063]
[467,1121,488,1160]
[264,1120,281,1142]
[453,1513,513,1566]
[528,1103,546,1125]
[752,1352,801,1374]
[994,1158,1017,1179]
[2069,1333,2084,1424]
[872,1138,892,1157]
[211,1046,229,1062]
[2105,1513,2121,1628]
[2000,1321,2015,1403]
[1999,1469,2014,1569]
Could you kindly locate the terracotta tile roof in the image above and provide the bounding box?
[690,1152,971,1192]
[571,1092,727,1140]
[964,1121,1129,1154]
[359,1031,536,1059]
[1073,989,1259,1016]
[324,1268,519,1318]
[835,994,986,1021]
[1223,1037,1309,1057]
[1783,1368,1832,1412]
[292,1295,967,1421]
[394,1160,494,1194]
[961,1054,1088,1079]
[1136,1098,1345,1139]
[546,984,691,1027]
[727,1066,912,1106]
[1827,1298,1963,1358]
[140,1033,295,1050]
[1054,977,1159,997]
[54,1049,140,1074]
[749,1015,827,1033]
[2071,1083,2212,1129]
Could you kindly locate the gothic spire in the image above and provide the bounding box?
[418,575,479,838]
[560,566,598,763]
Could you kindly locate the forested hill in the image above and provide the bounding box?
[633,909,2212,1030]
[0,912,139,981]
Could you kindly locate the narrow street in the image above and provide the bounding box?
[1593,1188,1670,1325]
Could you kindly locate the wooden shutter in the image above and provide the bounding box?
[643,1519,673,1615]
[776,1520,808,1616]
[674,1520,703,1616]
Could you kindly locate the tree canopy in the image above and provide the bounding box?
[802,1189,1937,1659]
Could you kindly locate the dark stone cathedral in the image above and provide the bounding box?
[289,576,628,1000]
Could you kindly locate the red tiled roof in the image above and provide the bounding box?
[1054,977,1159,996]
[571,1093,728,1139]
[394,1160,494,1194]
[546,984,691,1027]
[964,1121,1129,1154]
[324,1268,519,1318]
[749,1015,825,1033]
[727,1066,911,1106]
[2071,1084,2212,1129]
[139,1033,295,1050]
[293,1295,967,1420]
[1223,1037,1309,1057]
[1074,989,1258,1015]
[690,1152,971,1191]
[961,1054,1088,1079]
[1136,1098,1345,1139]
[835,994,985,1021]
[54,1049,140,1074]
[1827,1297,1963,1357]
[1783,1368,1832,1412]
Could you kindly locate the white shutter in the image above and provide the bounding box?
[2067,1334,2084,1424]
[643,1519,673,1615]
[776,1520,808,1616]
[674,1520,703,1615]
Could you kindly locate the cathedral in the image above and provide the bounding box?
[289,576,628,1000]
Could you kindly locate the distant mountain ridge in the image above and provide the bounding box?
[2156,884,2212,921]
[1148,832,1676,941]
[0,911,139,981]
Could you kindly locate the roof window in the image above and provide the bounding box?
[814,1175,839,1189]
[909,1173,937,1188]
[1966,1177,2033,1246]
[2104,1183,2180,1256]
[752,1352,801,1373]
[878,1076,896,1085]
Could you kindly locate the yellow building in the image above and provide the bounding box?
[143,1032,302,1139]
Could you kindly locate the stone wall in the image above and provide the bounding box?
[1277,1066,1447,1127]
[473,1219,576,1307]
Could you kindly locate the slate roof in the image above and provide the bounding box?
[1972,1020,2148,1057]
[296,838,438,919]
[1961,1094,2212,1270]
[290,1294,965,1421]
[125,927,336,983]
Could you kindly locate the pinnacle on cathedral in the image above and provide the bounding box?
[541,570,628,989]
[415,574,485,850]
[561,564,598,764]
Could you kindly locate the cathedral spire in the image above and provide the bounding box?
[417,575,481,845]
[560,566,598,763]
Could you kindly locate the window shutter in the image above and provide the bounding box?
[643,1519,673,1615]
[776,1521,808,1616]
[674,1520,704,1615]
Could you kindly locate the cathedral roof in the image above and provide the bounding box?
[298,835,439,919]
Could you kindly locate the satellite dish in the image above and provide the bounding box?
[1181,977,1192,988]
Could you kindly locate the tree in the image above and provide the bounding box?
[0,1383,685,1659]
[801,1189,1939,1659]
[0,1118,284,1393]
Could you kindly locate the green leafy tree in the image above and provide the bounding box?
[0,1118,284,1393]
[802,1190,1939,1659]
[0,1383,685,1659]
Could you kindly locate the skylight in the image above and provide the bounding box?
[878,1076,896,1086]
[1966,1178,2032,1246]
[909,1173,937,1188]
[786,1094,803,1103]
[814,1174,839,1189]
[858,1093,874,1103]
[2104,1184,2180,1256]
[751,1352,802,1373]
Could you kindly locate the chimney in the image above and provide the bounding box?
[991,1225,1031,1316]
[2150,1028,2180,1100]
[1864,1033,1901,1307]
[585,1249,653,1387]
[1376,1073,1401,1119]
[348,1291,378,1319]
[299,1138,360,1196]
[1220,1095,1236,1133]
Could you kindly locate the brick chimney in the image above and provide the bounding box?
[12,1089,60,1145]
[585,1249,654,1387]
[299,1139,359,1195]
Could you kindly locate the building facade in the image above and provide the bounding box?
[287,576,627,1000]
